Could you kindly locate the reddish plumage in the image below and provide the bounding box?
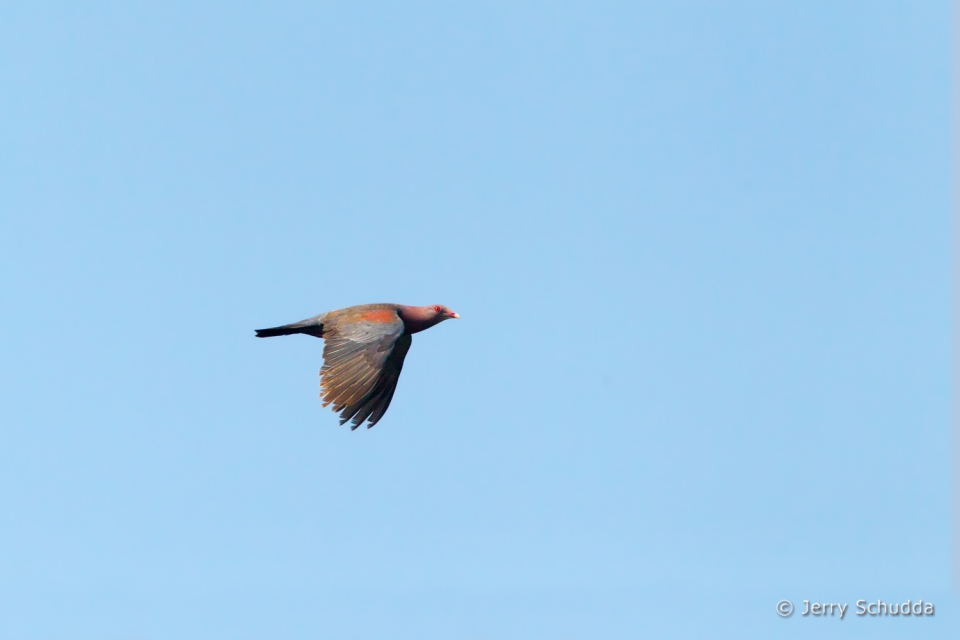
[359,309,397,324]
[255,303,459,429]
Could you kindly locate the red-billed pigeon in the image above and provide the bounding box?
[256,303,459,429]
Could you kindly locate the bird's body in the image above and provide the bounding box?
[256,303,458,429]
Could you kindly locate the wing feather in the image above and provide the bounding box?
[317,311,410,428]
[337,334,412,429]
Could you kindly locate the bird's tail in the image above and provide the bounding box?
[255,316,325,338]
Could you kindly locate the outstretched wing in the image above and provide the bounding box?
[319,310,411,429]
[335,333,411,429]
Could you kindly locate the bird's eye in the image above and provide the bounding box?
[434,305,442,313]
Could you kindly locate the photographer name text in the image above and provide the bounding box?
[804,600,934,619]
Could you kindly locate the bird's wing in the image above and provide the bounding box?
[319,309,411,429]
[335,333,411,429]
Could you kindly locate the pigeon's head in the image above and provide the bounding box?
[430,304,460,321]
[397,303,459,333]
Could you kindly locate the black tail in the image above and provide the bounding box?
[255,326,306,338]
[255,316,325,338]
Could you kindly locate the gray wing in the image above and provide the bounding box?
[320,314,411,429]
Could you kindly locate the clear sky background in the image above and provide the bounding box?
[0,2,953,639]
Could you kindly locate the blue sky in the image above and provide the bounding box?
[0,2,953,638]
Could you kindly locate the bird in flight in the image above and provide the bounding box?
[256,303,459,429]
